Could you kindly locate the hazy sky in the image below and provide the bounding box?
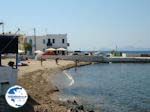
[0,0,150,50]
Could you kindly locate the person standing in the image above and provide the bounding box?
[75,60,79,71]
[40,58,43,66]
[55,58,59,65]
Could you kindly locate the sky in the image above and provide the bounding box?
[0,0,150,50]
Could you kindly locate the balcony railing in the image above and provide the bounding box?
[47,42,52,47]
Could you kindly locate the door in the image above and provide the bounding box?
[1,82,9,95]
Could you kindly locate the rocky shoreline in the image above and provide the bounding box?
[17,59,95,112]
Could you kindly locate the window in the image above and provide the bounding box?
[62,39,65,44]
[52,39,55,43]
[29,39,32,45]
[48,39,51,43]
[43,48,45,51]
[47,39,52,46]
[43,39,45,44]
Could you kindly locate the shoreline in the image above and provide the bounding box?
[17,59,91,112]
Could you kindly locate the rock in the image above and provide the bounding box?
[73,100,78,105]
[77,105,84,110]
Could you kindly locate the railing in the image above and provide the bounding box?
[47,42,52,47]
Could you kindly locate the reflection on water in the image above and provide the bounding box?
[52,64,150,112]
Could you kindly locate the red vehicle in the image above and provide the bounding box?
[42,51,56,55]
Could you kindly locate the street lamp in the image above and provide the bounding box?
[0,22,4,34]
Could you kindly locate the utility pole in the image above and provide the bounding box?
[0,22,4,34]
[2,23,4,33]
[34,28,36,51]
[0,22,4,66]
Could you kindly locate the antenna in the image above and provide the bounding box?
[34,28,37,51]
[116,45,118,51]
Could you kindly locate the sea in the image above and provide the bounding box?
[52,51,150,112]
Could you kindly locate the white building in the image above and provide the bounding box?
[26,34,69,55]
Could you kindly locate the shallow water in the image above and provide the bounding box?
[52,63,150,112]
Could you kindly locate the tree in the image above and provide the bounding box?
[23,43,32,54]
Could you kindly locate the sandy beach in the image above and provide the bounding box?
[2,58,91,112]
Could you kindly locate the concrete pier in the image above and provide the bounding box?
[104,57,150,63]
[43,55,150,63]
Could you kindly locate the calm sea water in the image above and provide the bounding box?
[52,64,150,112]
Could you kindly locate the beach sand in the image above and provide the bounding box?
[2,58,90,112]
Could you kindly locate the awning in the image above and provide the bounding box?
[57,48,67,51]
[46,48,56,51]
[18,49,25,54]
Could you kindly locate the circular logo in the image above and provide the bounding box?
[5,85,28,108]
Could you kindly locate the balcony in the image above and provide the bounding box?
[47,42,52,47]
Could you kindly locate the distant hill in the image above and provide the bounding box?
[100,46,150,51]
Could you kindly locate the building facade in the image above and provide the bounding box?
[26,34,69,55]
[18,34,26,51]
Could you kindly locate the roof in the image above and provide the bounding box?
[0,34,20,37]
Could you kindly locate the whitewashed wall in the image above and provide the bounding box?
[27,34,68,54]
[0,67,17,95]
